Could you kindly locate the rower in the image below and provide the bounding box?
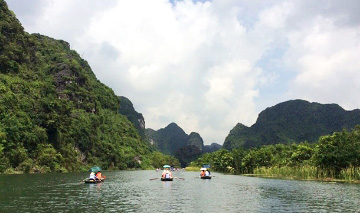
[162,168,172,179]
[89,172,96,180]
[200,168,206,177]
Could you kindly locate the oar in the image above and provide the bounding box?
[174,177,185,180]
[150,177,160,181]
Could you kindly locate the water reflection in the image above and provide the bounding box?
[87,182,103,189]
[161,180,173,188]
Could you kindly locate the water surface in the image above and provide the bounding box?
[1,170,359,212]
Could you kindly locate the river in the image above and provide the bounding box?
[0,170,359,212]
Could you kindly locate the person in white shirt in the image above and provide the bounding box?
[89,172,96,180]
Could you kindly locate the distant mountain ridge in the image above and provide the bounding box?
[146,123,189,156]
[223,99,360,149]
[203,143,222,153]
[145,123,221,166]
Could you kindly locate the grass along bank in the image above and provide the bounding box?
[251,166,360,183]
[184,166,200,171]
[190,126,360,184]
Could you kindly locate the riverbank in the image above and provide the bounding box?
[186,165,360,184]
[243,174,360,184]
[251,166,360,183]
[184,166,200,171]
[1,166,153,175]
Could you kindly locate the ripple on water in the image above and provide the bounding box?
[0,171,360,212]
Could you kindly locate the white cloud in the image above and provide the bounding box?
[6,0,360,144]
[258,1,293,29]
[285,16,360,110]
[75,0,271,144]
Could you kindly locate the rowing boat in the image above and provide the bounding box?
[200,176,212,179]
[84,178,105,183]
[161,177,173,181]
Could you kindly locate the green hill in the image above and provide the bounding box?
[145,123,206,167]
[118,96,146,139]
[223,100,360,149]
[146,123,189,156]
[0,0,151,173]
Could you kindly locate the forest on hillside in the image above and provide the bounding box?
[192,126,360,182]
[223,100,360,149]
[0,0,179,173]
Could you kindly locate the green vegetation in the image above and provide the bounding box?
[191,126,360,182]
[252,166,360,182]
[145,152,181,169]
[184,166,200,171]
[223,100,360,149]
[0,0,178,173]
[175,144,202,168]
[118,96,146,139]
[146,123,189,156]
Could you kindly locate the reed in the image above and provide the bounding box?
[184,166,200,171]
[254,166,317,179]
[253,166,360,182]
[339,167,360,182]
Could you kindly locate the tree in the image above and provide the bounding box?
[212,149,234,172]
[313,127,360,174]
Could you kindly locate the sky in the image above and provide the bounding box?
[6,0,360,145]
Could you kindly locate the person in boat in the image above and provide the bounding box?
[205,170,210,177]
[200,169,206,177]
[162,168,172,179]
[95,171,102,180]
[89,172,96,180]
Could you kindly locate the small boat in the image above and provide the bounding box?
[84,178,105,184]
[200,167,211,179]
[161,164,173,181]
[161,177,173,181]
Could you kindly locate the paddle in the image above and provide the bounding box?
[150,177,160,181]
[174,177,185,180]
[196,175,216,178]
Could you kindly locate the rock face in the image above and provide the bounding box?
[223,99,360,149]
[118,96,146,139]
[145,123,206,167]
[186,132,204,152]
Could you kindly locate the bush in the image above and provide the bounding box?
[36,144,64,172]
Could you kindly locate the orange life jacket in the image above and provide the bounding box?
[96,172,102,179]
